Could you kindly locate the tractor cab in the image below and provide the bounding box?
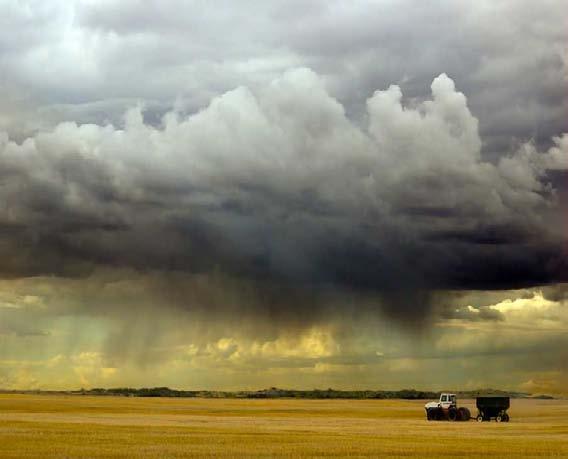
[439,393,457,409]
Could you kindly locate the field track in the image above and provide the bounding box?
[0,394,567,457]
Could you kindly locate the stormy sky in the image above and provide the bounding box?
[0,0,567,393]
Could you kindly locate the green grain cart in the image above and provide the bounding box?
[476,396,510,422]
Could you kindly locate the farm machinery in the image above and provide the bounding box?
[424,393,471,421]
[425,394,511,422]
[475,396,510,422]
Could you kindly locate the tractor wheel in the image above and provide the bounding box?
[448,408,458,421]
[426,409,433,421]
[457,407,471,421]
[503,413,510,422]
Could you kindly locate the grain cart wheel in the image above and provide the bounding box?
[503,414,510,422]
[448,407,458,421]
[496,415,502,422]
[476,415,484,422]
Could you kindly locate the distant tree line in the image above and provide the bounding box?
[71,387,529,399]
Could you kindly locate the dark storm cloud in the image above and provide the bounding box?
[0,1,566,325]
[0,69,566,320]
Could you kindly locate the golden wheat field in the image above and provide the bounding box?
[0,394,567,458]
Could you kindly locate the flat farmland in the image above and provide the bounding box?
[0,395,567,457]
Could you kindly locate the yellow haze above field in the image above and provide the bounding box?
[0,270,566,394]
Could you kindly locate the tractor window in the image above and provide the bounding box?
[450,395,456,403]
[441,395,447,402]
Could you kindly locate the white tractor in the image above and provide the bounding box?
[425,393,471,421]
